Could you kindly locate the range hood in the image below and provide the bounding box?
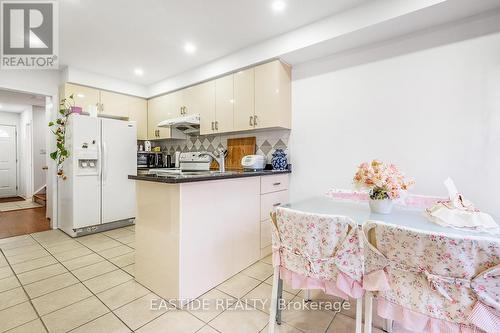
[157,114,200,135]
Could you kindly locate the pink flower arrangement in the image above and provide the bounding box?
[353,160,414,200]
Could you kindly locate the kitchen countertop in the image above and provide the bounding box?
[128,169,291,183]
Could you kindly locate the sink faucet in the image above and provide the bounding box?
[199,148,227,172]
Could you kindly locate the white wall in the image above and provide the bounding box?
[32,106,47,192]
[18,108,34,198]
[290,31,500,217]
[0,111,20,126]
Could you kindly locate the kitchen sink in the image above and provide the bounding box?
[147,169,238,178]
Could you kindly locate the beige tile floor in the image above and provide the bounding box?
[0,227,412,333]
[0,200,43,212]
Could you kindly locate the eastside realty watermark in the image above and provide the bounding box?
[151,298,352,313]
[1,0,58,69]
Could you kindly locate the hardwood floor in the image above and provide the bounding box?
[0,196,25,203]
[0,207,50,239]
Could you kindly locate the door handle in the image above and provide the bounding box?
[42,166,48,170]
[254,115,258,126]
[215,121,218,131]
[273,182,281,186]
[211,122,214,130]
[249,116,253,126]
[102,141,108,185]
[273,203,281,207]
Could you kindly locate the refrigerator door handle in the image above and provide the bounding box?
[97,140,102,186]
[102,141,108,185]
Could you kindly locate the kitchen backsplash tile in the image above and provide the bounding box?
[148,129,290,163]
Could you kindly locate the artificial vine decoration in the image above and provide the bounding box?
[49,95,75,180]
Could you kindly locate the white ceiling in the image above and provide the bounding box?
[0,89,46,113]
[60,0,370,85]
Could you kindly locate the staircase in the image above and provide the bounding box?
[33,186,47,207]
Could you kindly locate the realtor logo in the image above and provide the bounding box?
[1,1,58,69]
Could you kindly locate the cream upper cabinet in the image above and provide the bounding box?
[233,68,255,131]
[147,94,172,140]
[100,91,148,140]
[99,91,130,119]
[63,84,100,114]
[169,90,185,117]
[190,81,216,135]
[62,84,149,140]
[254,60,291,129]
[214,75,234,134]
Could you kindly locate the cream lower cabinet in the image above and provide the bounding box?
[260,174,289,258]
[100,91,148,140]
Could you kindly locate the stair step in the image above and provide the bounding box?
[33,193,46,207]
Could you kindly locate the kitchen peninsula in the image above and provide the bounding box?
[128,170,290,301]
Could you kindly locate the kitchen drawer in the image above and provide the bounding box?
[261,220,272,249]
[260,190,289,221]
[261,174,289,194]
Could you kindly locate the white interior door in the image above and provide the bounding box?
[0,125,17,198]
[101,118,137,223]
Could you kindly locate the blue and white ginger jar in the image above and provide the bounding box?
[271,149,288,170]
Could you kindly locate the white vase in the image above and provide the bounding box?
[369,198,394,214]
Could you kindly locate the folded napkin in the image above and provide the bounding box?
[425,178,500,234]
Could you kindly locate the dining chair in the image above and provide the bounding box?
[268,207,365,333]
[362,220,500,333]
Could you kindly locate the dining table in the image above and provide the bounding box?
[283,196,500,239]
[278,195,500,333]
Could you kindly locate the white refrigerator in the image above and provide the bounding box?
[59,115,137,237]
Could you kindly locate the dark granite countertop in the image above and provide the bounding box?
[128,169,291,184]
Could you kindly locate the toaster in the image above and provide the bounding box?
[241,155,266,171]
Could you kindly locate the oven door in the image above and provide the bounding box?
[137,153,149,167]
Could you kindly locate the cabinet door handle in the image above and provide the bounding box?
[273,203,281,207]
[211,122,214,130]
[215,121,218,131]
[249,116,253,126]
[254,115,258,126]
[273,182,281,186]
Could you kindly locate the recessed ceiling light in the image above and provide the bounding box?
[184,42,197,54]
[76,93,85,98]
[134,68,144,76]
[271,0,286,12]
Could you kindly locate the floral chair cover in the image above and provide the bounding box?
[362,221,500,333]
[271,206,364,299]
